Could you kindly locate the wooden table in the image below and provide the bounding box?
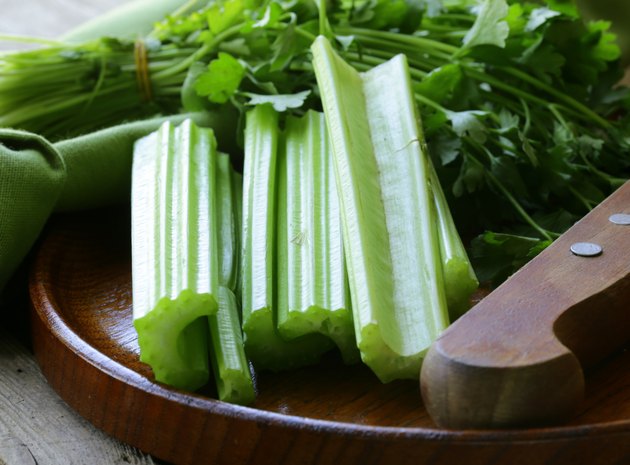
[0,3,159,463]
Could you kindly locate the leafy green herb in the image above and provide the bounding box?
[461,0,510,49]
[1,0,628,285]
[243,90,311,111]
[195,52,245,103]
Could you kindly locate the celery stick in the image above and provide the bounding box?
[311,36,449,382]
[209,286,255,404]
[132,119,219,391]
[241,104,333,372]
[216,154,239,291]
[207,153,255,404]
[231,168,243,306]
[430,162,479,321]
[276,111,358,364]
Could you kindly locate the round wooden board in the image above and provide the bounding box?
[29,208,630,465]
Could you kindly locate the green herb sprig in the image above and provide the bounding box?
[0,0,628,284]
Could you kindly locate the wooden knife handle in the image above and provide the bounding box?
[421,181,630,429]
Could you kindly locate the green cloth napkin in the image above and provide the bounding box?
[0,111,224,292]
[0,130,66,292]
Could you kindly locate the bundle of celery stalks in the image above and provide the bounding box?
[3,0,629,405]
[132,36,478,404]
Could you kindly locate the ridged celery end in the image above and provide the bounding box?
[242,306,333,371]
[209,287,255,405]
[358,323,424,383]
[443,257,479,320]
[131,119,220,391]
[134,293,215,390]
[429,160,478,320]
[211,154,254,405]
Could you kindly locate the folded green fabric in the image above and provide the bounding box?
[56,114,190,211]
[0,111,227,292]
[0,130,66,292]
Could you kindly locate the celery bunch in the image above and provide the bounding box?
[131,51,478,389]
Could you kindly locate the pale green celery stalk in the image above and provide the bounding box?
[311,36,449,382]
[430,162,479,321]
[132,119,219,391]
[231,168,244,306]
[216,154,239,291]
[207,153,255,405]
[276,111,358,364]
[241,104,333,372]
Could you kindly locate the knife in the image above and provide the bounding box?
[421,181,630,429]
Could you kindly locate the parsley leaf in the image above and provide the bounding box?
[462,0,510,50]
[195,52,245,104]
[243,90,311,111]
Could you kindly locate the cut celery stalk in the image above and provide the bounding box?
[311,36,449,382]
[241,104,333,371]
[132,119,219,391]
[216,154,239,291]
[430,161,479,321]
[276,111,358,364]
[207,153,255,405]
[231,168,243,306]
[209,286,255,405]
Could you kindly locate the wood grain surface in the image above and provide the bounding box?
[0,326,153,465]
[27,207,630,465]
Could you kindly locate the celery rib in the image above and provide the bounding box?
[312,36,449,382]
[276,111,358,364]
[241,105,333,372]
[132,119,219,390]
[429,161,479,321]
[207,153,255,405]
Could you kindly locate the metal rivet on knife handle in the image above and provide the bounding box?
[609,213,630,225]
[570,242,603,257]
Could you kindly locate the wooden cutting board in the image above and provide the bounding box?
[28,200,630,465]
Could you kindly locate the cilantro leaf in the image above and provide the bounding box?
[453,154,486,197]
[244,90,311,111]
[446,110,488,143]
[429,131,462,166]
[525,7,561,32]
[415,64,463,105]
[207,0,246,35]
[195,53,245,104]
[462,0,510,50]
